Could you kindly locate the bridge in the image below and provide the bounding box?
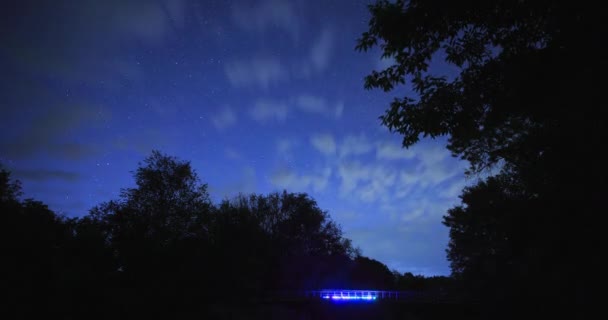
[240,289,478,319]
[257,289,465,305]
[306,290,414,301]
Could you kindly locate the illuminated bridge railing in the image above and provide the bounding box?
[302,290,416,302]
[256,290,462,304]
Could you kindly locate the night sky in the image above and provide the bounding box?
[1,0,468,276]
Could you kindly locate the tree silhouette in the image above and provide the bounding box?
[358,0,604,317]
[218,192,357,291]
[0,167,78,317]
[0,167,22,202]
[443,174,533,305]
[357,0,605,174]
[350,256,394,290]
[89,151,213,312]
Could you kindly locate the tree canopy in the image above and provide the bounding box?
[357,0,606,175]
[358,0,605,317]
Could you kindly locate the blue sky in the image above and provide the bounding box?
[0,0,469,276]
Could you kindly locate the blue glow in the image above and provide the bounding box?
[319,290,378,302]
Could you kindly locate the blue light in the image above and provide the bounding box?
[320,290,377,302]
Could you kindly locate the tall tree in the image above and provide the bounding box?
[90,151,212,298]
[358,0,605,316]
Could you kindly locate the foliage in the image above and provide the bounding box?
[358,0,605,316]
[350,256,394,289]
[213,192,357,291]
[0,167,22,202]
[357,0,605,175]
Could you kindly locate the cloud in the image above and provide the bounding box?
[308,28,334,73]
[310,134,336,156]
[164,0,187,29]
[336,162,369,195]
[224,148,241,160]
[339,134,374,157]
[296,95,327,114]
[335,103,344,118]
[275,138,297,167]
[48,143,98,160]
[276,138,298,162]
[112,128,170,156]
[210,166,258,199]
[416,143,452,165]
[389,145,463,198]
[13,169,81,182]
[225,25,335,88]
[228,166,258,195]
[211,107,237,129]
[337,161,396,202]
[0,103,104,160]
[110,1,170,44]
[250,100,289,122]
[250,95,343,123]
[271,166,332,193]
[277,138,294,154]
[297,28,335,77]
[376,143,416,160]
[331,138,463,204]
[231,0,300,40]
[439,179,467,199]
[295,94,343,119]
[225,57,287,89]
[4,0,188,88]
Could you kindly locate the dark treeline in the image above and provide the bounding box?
[1,152,452,319]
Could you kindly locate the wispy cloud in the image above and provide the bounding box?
[224,148,242,160]
[299,28,334,76]
[4,0,188,88]
[337,161,397,203]
[0,103,105,161]
[271,166,332,193]
[295,94,343,119]
[112,128,170,156]
[376,143,416,160]
[277,138,295,154]
[250,100,289,122]
[13,169,82,182]
[231,0,300,40]
[439,179,467,199]
[250,95,343,123]
[310,134,336,156]
[339,134,374,157]
[225,15,335,88]
[305,134,463,204]
[211,106,237,130]
[225,57,287,89]
[212,166,258,198]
